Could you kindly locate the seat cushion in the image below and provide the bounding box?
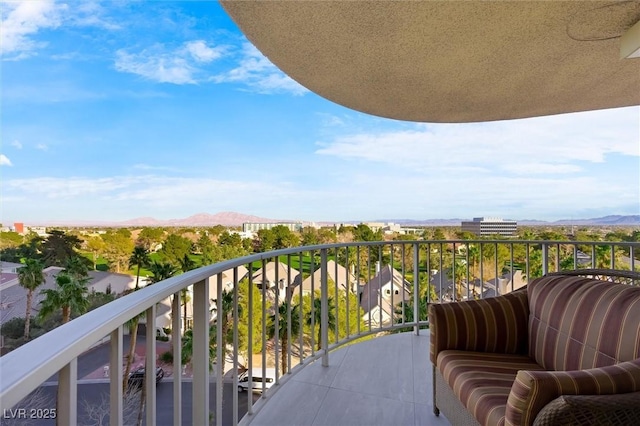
[438,350,545,426]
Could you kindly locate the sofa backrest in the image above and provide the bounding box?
[528,274,640,371]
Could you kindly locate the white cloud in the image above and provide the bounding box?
[0,154,12,166]
[11,140,23,149]
[115,48,196,84]
[36,143,48,151]
[0,0,65,58]
[4,175,302,212]
[184,40,224,63]
[316,107,640,174]
[212,43,308,96]
[115,40,226,84]
[502,163,582,175]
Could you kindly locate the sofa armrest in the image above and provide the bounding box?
[505,359,640,426]
[428,289,529,365]
[531,392,640,426]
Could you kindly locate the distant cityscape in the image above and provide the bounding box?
[2,211,639,230]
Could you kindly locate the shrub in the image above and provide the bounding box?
[159,351,173,364]
[1,318,26,339]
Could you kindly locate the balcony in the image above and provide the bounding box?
[1,240,638,425]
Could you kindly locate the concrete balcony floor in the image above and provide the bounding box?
[244,331,451,426]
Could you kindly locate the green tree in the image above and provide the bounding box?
[64,255,91,279]
[253,229,276,252]
[160,234,193,266]
[448,260,468,300]
[305,296,336,351]
[40,230,83,267]
[102,230,135,272]
[148,261,178,284]
[196,233,215,265]
[218,231,242,248]
[135,227,165,250]
[17,259,45,339]
[271,225,299,249]
[300,227,320,246]
[181,326,217,366]
[352,224,381,242]
[267,301,301,374]
[85,236,106,270]
[211,290,234,374]
[178,254,197,331]
[237,279,268,356]
[39,272,90,324]
[0,231,23,250]
[129,246,150,290]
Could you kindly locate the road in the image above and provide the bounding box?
[6,381,260,426]
[6,336,260,425]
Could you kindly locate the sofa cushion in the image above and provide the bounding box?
[438,350,544,426]
[506,359,640,426]
[528,275,640,371]
[429,289,529,364]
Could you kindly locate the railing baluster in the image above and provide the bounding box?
[232,267,239,426]
[216,273,223,426]
[286,255,292,374]
[261,259,267,397]
[172,291,181,426]
[145,304,157,426]
[247,264,254,415]
[413,242,420,334]
[192,279,210,425]
[110,327,123,426]
[58,359,77,425]
[321,248,329,367]
[298,252,304,366]
[274,258,280,381]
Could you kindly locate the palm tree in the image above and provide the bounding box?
[448,260,468,301]
[39,272,90,324]
[129,246,150,290]
[267,301,301,374]
[178,254,197,332]
[64,254,91,279]
[305,296,336,351]
[148,261,177,284]
[210,290,234,374]
[181,326,217,366]
[17,259,46,339]
[122,246,151,392]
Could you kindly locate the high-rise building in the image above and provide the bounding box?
[461,217,518,237]
[242,222,303,233]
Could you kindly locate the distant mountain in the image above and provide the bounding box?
[118,211,288,227]
[550,215,640,226]
[374,215,640,226]
[24,213,640,228]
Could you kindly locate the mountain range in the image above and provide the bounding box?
[28,213,640,227]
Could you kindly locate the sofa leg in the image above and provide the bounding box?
[432,365,439,416]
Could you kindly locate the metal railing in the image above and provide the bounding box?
[0,240,638,425]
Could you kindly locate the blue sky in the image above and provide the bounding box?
[1,1,639,225]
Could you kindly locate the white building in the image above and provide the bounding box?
[461,217,518,237]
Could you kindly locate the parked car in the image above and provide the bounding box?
[128,366,164,388]
[237,368,276,393]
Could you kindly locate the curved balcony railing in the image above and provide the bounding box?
[0,240,638,425]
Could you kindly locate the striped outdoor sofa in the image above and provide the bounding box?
[428,271,640,426]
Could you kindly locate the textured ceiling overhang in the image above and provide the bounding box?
[221,0,640,123]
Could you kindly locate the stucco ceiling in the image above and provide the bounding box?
[221,0,640,123]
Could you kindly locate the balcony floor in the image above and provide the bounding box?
[244,331,451,426]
